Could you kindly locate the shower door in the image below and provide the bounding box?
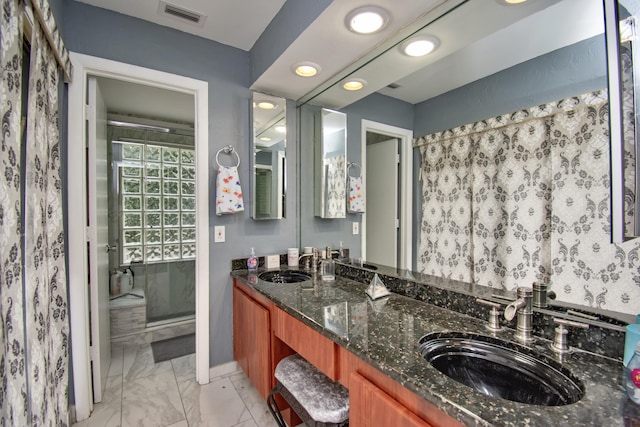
[109,126,196,326]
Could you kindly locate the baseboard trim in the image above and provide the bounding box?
[209,360,239,380]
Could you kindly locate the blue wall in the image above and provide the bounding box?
[413,36,608,137]
[62,1,298,367]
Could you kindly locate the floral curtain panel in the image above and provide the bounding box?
[1,0,69,424]
[1,0,27,424]
[417,90,640,315]
[24,22,69,425]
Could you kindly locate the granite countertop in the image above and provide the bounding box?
[231,267,640,427]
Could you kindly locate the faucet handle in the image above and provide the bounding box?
[550,318,589,354]
[476,298,503,332]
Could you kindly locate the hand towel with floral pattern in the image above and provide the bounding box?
[216,165,244,215]
[348,175,365,213]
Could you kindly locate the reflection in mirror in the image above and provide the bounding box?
[608,0,640,241]
[315,108,347,218]
[298,0,640,316]
[252,92,286,220]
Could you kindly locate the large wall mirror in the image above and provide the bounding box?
[298,0,640,318]
[252,92,286,220]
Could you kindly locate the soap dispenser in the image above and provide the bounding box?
[247,247,258,272]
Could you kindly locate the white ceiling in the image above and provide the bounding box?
[77,0,605,121]
[97,77,194,124]
[375,0,604,105]
[310,0,605,108]
[250,0,448,102]
[74,0,286,51]
[74,0,451,106]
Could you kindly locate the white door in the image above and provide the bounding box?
[87,77,111,403]
[366,138,399,267]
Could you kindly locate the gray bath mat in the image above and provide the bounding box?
[151,334,195,363]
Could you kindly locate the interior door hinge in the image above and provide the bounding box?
[396,218,400,229]
[84,104,94,118]
[396,153,400,164]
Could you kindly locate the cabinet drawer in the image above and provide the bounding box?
[273,307,337,379]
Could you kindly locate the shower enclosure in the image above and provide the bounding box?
[108,121,196,327]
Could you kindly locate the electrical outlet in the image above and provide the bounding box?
[214,226,225,243]
[352,222,359,235]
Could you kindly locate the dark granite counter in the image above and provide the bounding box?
[231,266,640,426]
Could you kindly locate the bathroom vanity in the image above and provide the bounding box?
[231,264,638,426]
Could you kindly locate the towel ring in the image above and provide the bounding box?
[347,162,361,178]
[216,145,240,167]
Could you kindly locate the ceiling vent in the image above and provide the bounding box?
[386,83,401,90]
[159,1,206,27]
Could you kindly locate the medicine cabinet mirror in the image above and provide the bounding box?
[607,0,640,242]
[315,108,347,219]
[252,92,286,220]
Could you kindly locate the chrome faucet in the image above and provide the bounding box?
[299,248,319,272]
[504,287,533,343]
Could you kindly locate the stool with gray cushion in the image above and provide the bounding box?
[267,354,349,427]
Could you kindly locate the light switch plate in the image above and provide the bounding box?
[266,255,280,269]
[352,222,359,235]
[214,226,225,243]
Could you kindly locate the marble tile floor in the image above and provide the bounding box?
[73,343,280,427]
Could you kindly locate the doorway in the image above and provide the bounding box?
[106,110,196,327]
[67,53,210,422]
[360,120,413,270]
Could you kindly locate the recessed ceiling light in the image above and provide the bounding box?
[401,36,440,57]
[292,62,321,77]
[346,6,389,34]
[256,101,277,110]
[259,136,272,142]
[342,78,367,91]
[498,0,528,4]
[275,125,286,133]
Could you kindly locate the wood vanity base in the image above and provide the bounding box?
[232,279,463,427]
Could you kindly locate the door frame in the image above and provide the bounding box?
[360,120,413,270]
[67,52,210,421]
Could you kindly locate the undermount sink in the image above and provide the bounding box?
[258,270,312,284]
[419,332,584,406]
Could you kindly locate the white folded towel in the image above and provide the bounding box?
[216,165,244,215]
[348,175,365,213]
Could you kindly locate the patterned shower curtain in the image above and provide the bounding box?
[1,0,69,424]
[1,0,27,424]
[417,106,554,288]
[24,22,69,426]
[417,90,640,314]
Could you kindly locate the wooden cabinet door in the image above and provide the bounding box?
[350,371,432,427]
[233,284,271,398]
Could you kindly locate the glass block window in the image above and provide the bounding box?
[117,141,196,263]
